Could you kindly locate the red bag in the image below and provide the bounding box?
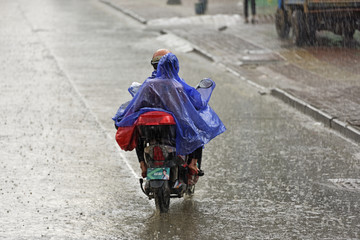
[115,125,137,151]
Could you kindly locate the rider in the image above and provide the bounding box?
[113,49,226,178]
[138,49,202,177]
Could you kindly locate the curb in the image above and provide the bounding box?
[159,29,217,62]
[331,119,360,143]
[271,88,360,143]
[100,0,360,144]
[99,0,147,24]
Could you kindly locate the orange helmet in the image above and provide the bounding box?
[151,49,171,68]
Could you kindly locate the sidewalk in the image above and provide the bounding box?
[101,0,360,143]
[100,0,276,23]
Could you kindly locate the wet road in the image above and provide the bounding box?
[1,0,360,239]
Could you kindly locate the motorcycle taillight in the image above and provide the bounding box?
[153,146,165,165]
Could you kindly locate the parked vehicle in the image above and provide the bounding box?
[275,0,360,45]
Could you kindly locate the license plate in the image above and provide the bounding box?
[147,167,170,180]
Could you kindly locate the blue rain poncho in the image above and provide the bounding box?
[113,53,226,155]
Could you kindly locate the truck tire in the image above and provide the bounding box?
[154,181,170,213]
[275,8,290,38]
[306,14,316,45]
[292,10,306,46]
[343,25,355,41]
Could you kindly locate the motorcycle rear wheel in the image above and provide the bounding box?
[154,181,170,213]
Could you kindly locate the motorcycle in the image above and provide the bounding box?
[118,78,215,213]
[137,110,195,213]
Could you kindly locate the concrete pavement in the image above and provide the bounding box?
[100,0,360,143]
[1,1,360,238]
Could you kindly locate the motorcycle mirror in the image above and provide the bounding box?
[196,78,213,89]
[128,82,142,97]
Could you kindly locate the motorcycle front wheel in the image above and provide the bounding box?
[154,181,170,213]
